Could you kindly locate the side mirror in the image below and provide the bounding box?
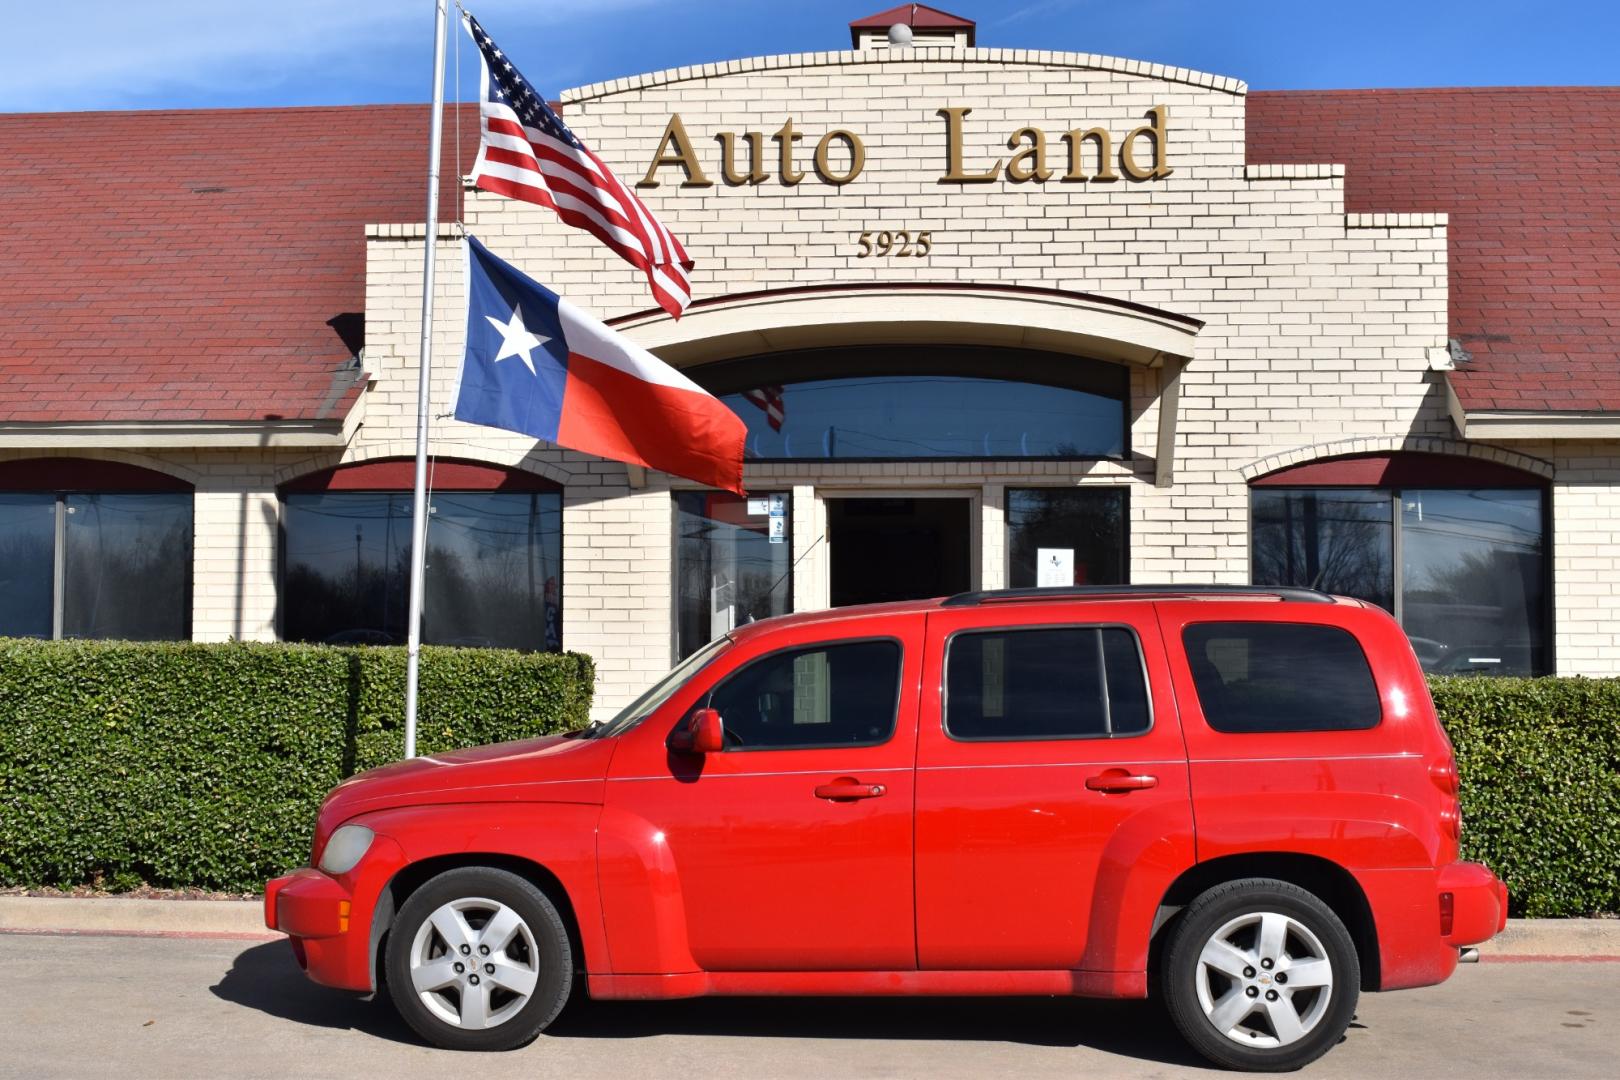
[669,707,725,754]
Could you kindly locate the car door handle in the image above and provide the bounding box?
[1085,772,1158,793]
[814,778,887,800]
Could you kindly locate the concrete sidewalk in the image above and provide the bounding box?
[1,895,1615,957]
[0,896,275,940]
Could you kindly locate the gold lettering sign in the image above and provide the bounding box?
[635,107,1172,189]
[813,129,866,185]
[638,115,713,188]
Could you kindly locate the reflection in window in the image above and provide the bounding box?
[63,494,192,640]
[1183,622,1382,733]
[1251,486,1546,675]
[1252,490,1393,613]
[700,639,900,750]
[1401,490,1546,677]
[946,627,1149,740]
[675,491,791,660]
[0,492,191,641]
[282,491,562,650]
[720,375,1125,460]
[1007,488,1128,588]
[0,494,59,638]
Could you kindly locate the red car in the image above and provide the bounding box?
[266,585,1506,1071]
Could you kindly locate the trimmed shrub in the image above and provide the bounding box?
[0,638,593,893]
[1431,675,1620,917]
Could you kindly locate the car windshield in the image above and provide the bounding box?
[583,636,731,739]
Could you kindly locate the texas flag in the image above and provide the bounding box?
[454,237,746,494]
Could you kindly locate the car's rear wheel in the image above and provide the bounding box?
[385,866,572,1051]
[1160,878,1360,1072]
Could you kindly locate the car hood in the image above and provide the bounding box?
[317,732,616,832]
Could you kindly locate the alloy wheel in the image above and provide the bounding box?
[408,896,541,1030]
[1194,910,1335,1048]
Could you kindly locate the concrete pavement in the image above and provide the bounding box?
[1,932,1614,1080]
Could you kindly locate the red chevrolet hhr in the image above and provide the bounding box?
[266,585,1506,1071]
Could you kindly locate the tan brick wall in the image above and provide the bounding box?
[1537,442,1620,674]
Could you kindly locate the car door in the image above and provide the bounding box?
[913,600,1195,971]
[603,615,923,972]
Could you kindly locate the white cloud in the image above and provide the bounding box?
[0,0,657,111]
[992,0,1084,27]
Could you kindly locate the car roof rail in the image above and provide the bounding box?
[939,584,1338,607]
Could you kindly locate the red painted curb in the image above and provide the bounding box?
[0,926,281,943]
[1480,954,1620,963]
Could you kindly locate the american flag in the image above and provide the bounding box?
[742,385,786,431]
[463,11,694,318]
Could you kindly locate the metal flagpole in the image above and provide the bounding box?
[404,0,451,760]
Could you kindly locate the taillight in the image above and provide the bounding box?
[1429,759,1460,795]
[1439,806,1461,841]
[1439,891,1455,936]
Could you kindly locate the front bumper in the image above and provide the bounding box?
[1439,860,1509,948]
[264,834,404,993]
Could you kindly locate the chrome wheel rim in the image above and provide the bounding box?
[409,897,540,1030]
[1195,911,1334,1048]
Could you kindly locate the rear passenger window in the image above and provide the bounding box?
[703,639,901,750]
[1182,622,1381,733]
[946,627,1150,741]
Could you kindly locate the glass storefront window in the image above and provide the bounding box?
[675,491,791,660]
[0,494,56,638]
[696,347,1131,464]
[63,494,192,640]
[1006,488,1128,588]
[1251,486,1547,675]
[1400,489,1546,676]
[0,491,192,641]
[1251,489,1394,613]
[720,375,1125,461]
[282,491,561,650]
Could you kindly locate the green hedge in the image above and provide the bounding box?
[1431,675,1620,918]
[2,640,1615,915]
[0,638,594,893]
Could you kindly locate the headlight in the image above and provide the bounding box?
[317,824,375,876]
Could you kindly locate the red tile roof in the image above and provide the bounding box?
[2,89,1614,426]
[849,5,975,45]
[1248,87,1620,415]
[0,104,475,424]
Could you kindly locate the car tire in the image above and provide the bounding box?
[1160,877,1360,1072]
[384,866,573,1051]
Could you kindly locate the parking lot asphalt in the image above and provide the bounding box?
[2,932,1613,1080]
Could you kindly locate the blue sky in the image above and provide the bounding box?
[4,1,1617,113]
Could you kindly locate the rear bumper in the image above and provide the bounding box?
[264,835,404,993]
[1439,860,1509,948]
[1357,861,1507,991]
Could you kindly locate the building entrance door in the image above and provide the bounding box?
[827,497,973,607]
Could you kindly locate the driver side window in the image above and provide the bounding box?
[700,639,901,750]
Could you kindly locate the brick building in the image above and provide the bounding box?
[3,7,1618,718]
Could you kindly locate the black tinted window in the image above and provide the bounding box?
[704,640,900,750]
[946,627,1150,741]
[0,492,192,641]
[1182,622,1381,733]
[283,491,562,650]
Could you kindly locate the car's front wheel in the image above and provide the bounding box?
[1160,877,1360,1071]
[385,866,573,1051]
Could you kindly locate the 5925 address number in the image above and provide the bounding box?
[856,230,933,258]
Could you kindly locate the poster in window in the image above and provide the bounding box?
[768,493,787,544]
[1036,547,1075,587]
